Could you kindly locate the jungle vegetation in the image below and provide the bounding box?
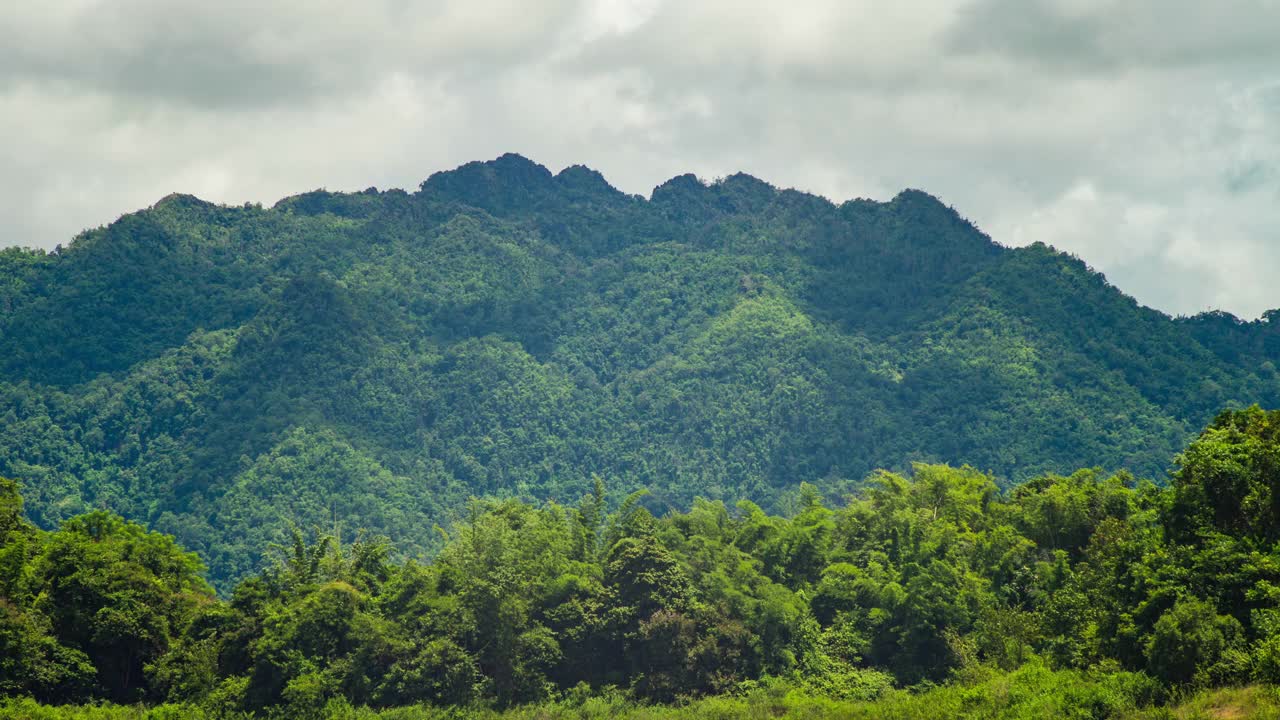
[5,156,1280,717]
[1,155,1278,589]
[5,408,1280,717]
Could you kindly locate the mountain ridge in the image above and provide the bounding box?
[1,153,1277,588]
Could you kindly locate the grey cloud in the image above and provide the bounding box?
[946,0,1280,72]
[569,1,963,95]
[0,0,586,108]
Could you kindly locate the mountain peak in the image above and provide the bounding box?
[650,173,708,203]
[712,172,777,211]
[152,193,216,213]
[887,188,957,219]
[418,153,558,213]
[487,152,553,177]
[717,172,773,191]
[554,164,621,197]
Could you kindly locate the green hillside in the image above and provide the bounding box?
[2,154,1278,588]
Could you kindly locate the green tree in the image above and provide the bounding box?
[29,511,210,702]
[1145,597,1243,685]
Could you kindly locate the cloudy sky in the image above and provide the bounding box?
[2,1,1278,318]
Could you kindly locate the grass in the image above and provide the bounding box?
[7,668,1280,720]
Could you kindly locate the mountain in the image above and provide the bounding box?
[2,153,1277,588]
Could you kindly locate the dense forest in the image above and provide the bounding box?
[2,154,1279,592]
[6,407,1280,718]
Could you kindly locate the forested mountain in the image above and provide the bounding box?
[2,153,1278,588]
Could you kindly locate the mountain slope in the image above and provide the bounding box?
[1,153,1276,588]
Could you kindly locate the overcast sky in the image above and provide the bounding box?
[2,1,1278,318]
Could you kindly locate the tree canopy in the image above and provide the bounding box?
[5,409,1280,714]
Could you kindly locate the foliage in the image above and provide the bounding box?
[6,157,1280,715]
[3,408,1280,713]
[11,669,1280,719]
[3,156,1279,589]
